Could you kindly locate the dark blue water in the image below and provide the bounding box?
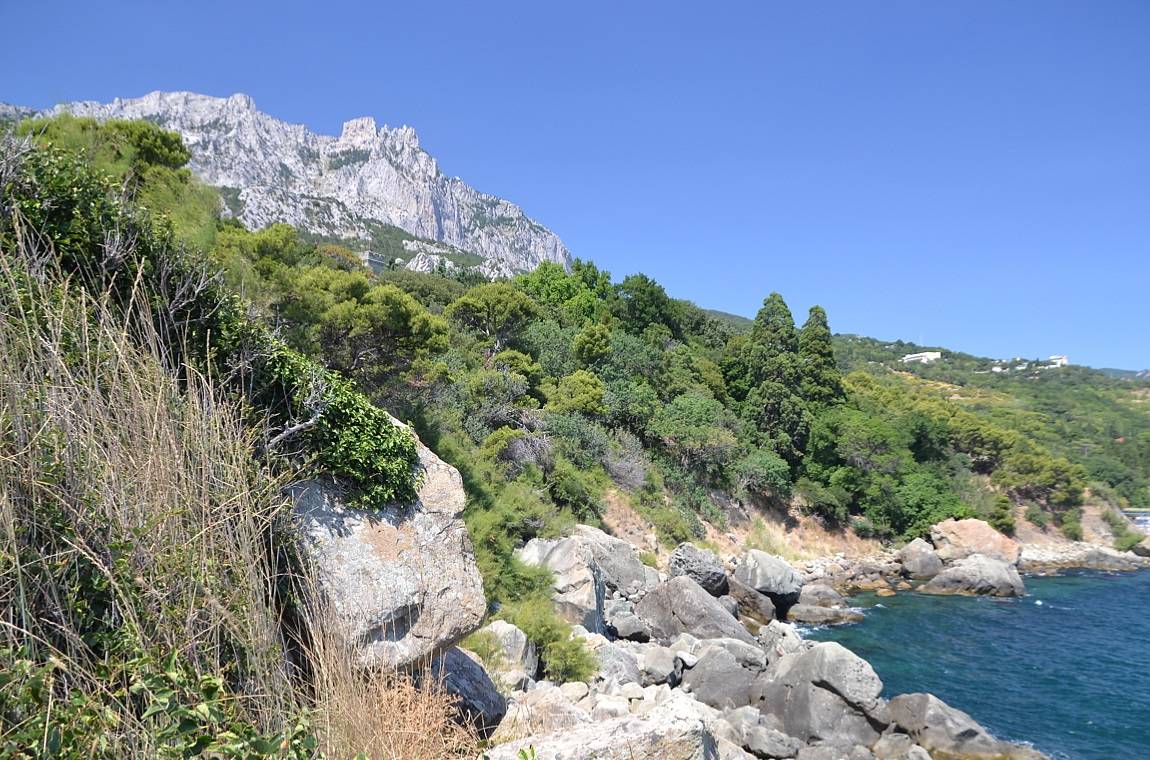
[806,571,1150,760]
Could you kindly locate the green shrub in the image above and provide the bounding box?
[498,593,596,684]
[1025,504,1049,528]
[1058,508,1084,541]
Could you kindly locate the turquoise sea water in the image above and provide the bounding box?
[806,570,1150,760]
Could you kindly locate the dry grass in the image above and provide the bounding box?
[0,224,474,755]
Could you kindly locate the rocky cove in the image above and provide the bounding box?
[293,421,1150,760]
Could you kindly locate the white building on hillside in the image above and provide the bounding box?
[1048,355,1069,368]
[900,351,942,364]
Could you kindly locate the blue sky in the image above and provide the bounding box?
[3,1,1148,368]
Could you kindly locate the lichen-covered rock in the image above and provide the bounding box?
[897,538,944,580]
[635,576,757,645]
[930,518,1021,565]
[670,543,730,597]
[481,619,539,678]
[289,423,484,669]
[919,554,1025,597]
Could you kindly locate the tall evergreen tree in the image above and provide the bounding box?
[798,305,845,405]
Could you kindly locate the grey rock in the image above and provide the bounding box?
[592,641,642,687]
[796,747,874,760]
[640,645,683,686]
[725,705,804,759]
[670,543,730,596]
[754,643,885,747]
[681,647,758,710]
[592,694,632,720]
[758,620,814,664]
[1133,536,1150,558]
[481,619,539,677]
[872,733,929,760]
[606,597,653,642]
[897,538,944,580]
[485,690,723,759]
[727,576,778,623]
[429,647,506,732]
[719,595,740,618]
[930,518,1021,565]
[919,554,1026,597]
[491,682,590,743]
[888,693,1048,759]
[797,583,847,609]
[41,92,570,277]
[635,576,758,644]
[517,526,655,632]
[786,604,864,626]
[289,421,484,669]
[559,680,589,702]
[734,551,804,615]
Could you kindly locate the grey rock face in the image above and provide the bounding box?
[734,551,804,616]
[897,538,944,580]
[289,421,484,668]
[429,647,506,732]
[40,91,570,276]
[670,543,730,596]
[485,690,723,759]
[786,604,864,626]
[606,598,653,642]
[492,682,591,743]
[517,526,655,632]
[728,576,778,623]
[919,554,1026,597]
[754,643,886,747]
[635,576,757,645]
[640,645,683,686]
[796,747,874,760]
[888,693,1048,759]
[681,647,758,710]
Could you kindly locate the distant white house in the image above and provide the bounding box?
[900,351,942,364]
[1048,355,1069,368]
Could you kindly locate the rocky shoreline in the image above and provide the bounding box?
[291,436,1145,759]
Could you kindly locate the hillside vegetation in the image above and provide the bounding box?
[5,116,1148,754]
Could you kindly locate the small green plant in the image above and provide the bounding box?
[1025,504,1049,528]
[639,551,658,568]
[499,593,596,684]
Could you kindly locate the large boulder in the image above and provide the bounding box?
[517,525,657,632]
[670,543,730,597]
[635,576,758,645]
[930,518,1021,565]
[919,554,1025,597]
[754,642,886,747]
[733,551,803,616]
[889,693,1049,759]
[289,424,485,669]
[681,646,758,710]
[1132,536,1150,558]
[727,576,777,623]
[428,647,506,732]
[485,690,723,759]
[897,538,944,580]
[797,583,847,609]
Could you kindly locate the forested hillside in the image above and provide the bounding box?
[5,118,1148,749]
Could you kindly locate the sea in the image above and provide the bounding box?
[806,570,1150,760]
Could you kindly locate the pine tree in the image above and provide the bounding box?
[798,305,844,406]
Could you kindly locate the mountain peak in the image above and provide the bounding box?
[24,92,569,275]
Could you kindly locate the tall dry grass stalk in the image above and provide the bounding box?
[0,221,474,755]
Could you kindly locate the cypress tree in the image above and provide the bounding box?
[798,305,844,405]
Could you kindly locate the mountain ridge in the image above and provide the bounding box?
[8,91,570,278]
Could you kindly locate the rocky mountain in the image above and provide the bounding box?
[25,91,571,277]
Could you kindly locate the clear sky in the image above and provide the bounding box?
[3,1,1148,368]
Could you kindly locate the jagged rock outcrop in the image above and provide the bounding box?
[288,419,485,668]
[429,647,506,731]
[32,91,571,276]
[635,576,757,645]
[888,693,1048,759]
